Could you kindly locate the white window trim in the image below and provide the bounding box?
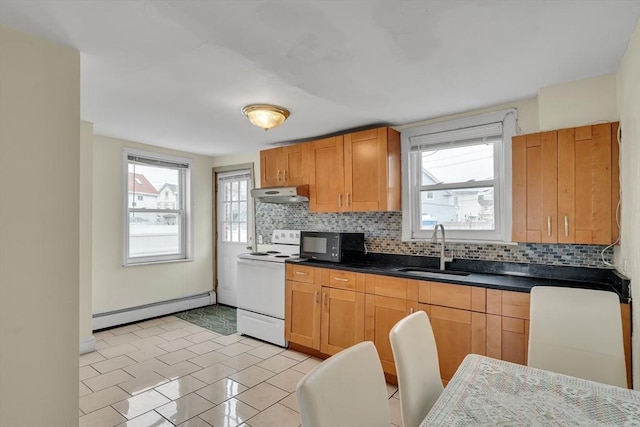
[401,108,517,243]
[123,148,194,266]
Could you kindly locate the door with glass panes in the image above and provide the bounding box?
[216,169,253,306]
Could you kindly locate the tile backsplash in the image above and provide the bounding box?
[255,202,615,268]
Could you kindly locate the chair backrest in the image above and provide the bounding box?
[528,286,627,388]
[296,341,391,427]
[389,311,444,427]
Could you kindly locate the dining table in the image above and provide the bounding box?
[421,353,640,426]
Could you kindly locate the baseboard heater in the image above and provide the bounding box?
[92,291,215,331]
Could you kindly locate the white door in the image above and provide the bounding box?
[216,169,253,306]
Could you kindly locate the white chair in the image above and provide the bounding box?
[528,286,627,388]
[296,341,391,427]
[389,311,444,427]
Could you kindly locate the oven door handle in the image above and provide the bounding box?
[237,258,284,269]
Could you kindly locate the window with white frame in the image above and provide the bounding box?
[401,109,516,242]
[217,171,251,243]
[124,150,193,265]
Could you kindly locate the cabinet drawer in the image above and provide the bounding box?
[321,269,365,292]
[486,289,530,319]
[365,274,418,301]
[419,281,486,312]
[286,264,316,284]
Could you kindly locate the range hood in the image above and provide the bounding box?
[250,185,309,203]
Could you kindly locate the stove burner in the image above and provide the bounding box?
[274,255,290,258]
[250,252,269,256]
[266,251,280,254]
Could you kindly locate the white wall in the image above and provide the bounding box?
[92,135,213,314]
[616,17,640,389]
[80,121,95,352]
[539,73,619,130]
[0,25,80,427]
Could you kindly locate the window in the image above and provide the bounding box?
[401,109,516,242]
[217,171,251,243]
[124,149,193,265]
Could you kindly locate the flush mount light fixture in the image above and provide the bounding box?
[242,104,290,131]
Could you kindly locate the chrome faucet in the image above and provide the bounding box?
[431,224,453,270]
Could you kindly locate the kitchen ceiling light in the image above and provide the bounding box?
[242,104,290,131]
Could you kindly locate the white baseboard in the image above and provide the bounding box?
[79,336,96,354]
[93,291,215,331]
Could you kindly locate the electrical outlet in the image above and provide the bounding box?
[258,235,263,244]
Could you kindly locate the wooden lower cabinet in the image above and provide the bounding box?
[286,266,365,357]
[364,294,418,376]
[285,280,321,350]
[419,304,486,382]
[321,287,364,355]
[485,289,530,365]
[286,268,633,388]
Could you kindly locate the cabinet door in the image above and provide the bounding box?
[344,127,401,212]
[309,136,344,212]
[486,289,530,365]
[282,144,308,186]
[486,315,529,365]
[512,132,558,242]
[320,288,364,356]
[260,147,284,187]
[557,124,613,244]
[424,305,486,382]
[285,280,321,350]
[365,294,418,375]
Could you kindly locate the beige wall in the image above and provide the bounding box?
[80,122,94,350]
[616,18,640,389]
[0,25,80,427]
[92,135,213,314]
[396,97,540,135]
[539,73,619,131]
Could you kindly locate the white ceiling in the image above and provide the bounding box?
[1,1,638,157]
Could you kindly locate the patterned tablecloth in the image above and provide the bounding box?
[421,354,640,426]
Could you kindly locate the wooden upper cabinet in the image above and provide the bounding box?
[260,147,284,187]
[309,136,345,212]
[309,127,401,213]
[512,131,558,243]
[259,144,309,187]
[512,122,619,245]
[344,127,401,212]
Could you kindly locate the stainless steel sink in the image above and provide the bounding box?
[395,267,470,278]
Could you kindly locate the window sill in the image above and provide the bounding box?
[123,257,194,267]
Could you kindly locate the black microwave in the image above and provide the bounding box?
[299,231,365,263]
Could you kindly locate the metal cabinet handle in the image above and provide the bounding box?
[314,290,319,303]
[276,170,281,182]
[334,277,349,282]
[322,292,326,306]
[346,192,350,207]
[410,307,414,314]
[295,271,308,276]
[564,215,569,237]
[283,169,287,181]
[547,216,552,236]
[338,193,342,207]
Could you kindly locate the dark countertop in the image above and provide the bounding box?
[287,253,631,303]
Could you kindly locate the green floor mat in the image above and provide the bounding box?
[174,304,237,335]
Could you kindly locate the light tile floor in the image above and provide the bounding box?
[80,315,403,427]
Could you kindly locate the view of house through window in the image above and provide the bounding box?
[420,142,495,230]
[402,109,516,242]
[125,152,191,264]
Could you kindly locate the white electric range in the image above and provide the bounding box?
[236,229,301,347]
